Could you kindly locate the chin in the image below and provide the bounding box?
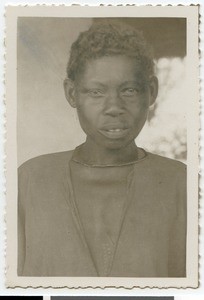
[101,139,132,151]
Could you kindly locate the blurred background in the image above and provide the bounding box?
[17,17,186,165]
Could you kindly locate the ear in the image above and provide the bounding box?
[63,78,77,108]
[148,76,159,106]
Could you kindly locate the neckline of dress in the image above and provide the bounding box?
[71,147,148,168]
[65,157,136,276]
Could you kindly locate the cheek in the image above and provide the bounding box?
[76,103,99,131]
[128,101,149,132]
[130,99,149,119]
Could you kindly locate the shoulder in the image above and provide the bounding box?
[18,150,74,177]
[143,151,186,179]
[146,152,186,169]
[138,152,187,208]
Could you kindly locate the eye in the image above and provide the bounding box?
[120,87,139,97]
[88,89,105,98]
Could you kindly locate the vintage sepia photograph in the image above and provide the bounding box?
[6,5,199,288]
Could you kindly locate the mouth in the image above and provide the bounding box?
[99,127,129,139]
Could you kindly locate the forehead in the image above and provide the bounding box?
[76,55,146,85]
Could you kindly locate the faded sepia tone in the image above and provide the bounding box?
[6,5,199,288]
[17,17,187,278]
[17,18,187,166]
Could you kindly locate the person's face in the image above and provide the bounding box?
[64,55,158,150]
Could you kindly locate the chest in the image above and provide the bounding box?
[24,163,177,276]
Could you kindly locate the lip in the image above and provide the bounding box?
[99,128,129,139]
[100,123,128,130]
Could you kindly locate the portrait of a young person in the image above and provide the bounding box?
[17,19,187,277]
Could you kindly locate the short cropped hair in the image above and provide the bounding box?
[67,22,154,81]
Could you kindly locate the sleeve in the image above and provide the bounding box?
[17,166,29,276]
[168,164,187,277]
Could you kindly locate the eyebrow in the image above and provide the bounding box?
[120,80,141,85]
[119,80,146,87]
[81,80,144,87]
[79,80,106,87]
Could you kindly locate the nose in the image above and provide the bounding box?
[104,91,124,116]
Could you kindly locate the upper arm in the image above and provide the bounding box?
[168,165,187,277]
[17,167,29,275]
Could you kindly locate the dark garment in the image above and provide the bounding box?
[70,160,134,276]
[18,149,186,277]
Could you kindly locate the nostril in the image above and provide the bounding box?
[105,106,124,116]
[104,101,124,116]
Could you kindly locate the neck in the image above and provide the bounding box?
[73,138,138,166]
